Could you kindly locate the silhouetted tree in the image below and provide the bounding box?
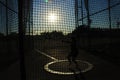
[40,31,64,39]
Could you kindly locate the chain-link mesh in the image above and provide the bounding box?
[0,0,19,71]
[0,0,120,80]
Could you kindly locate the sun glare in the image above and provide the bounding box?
[48,13,57,22]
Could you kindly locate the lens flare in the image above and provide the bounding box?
[48,13,57,22]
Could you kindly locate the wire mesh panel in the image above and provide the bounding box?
[0,2,6,35]
[33,0,75,34]
[0,0,19,72]
[33,0,76,50]
[0,0,120,80]
[110,0,120,28]
[29,0,78,79]
[26,0,120,80]
[77,0,120,65]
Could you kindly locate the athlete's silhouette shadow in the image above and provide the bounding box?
[67,36,79,66]
[67,26,87,80]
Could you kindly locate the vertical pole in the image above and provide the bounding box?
[27,0,31,49]
[75,0,78,28]
[6,0,8,36]
[30,0,34,48]
[6,0,10,56]
[18,0,26,80]
[116,18,120,28]
[84,0,91,49]
[87,0,90,50]
[84,0,90,27]
[108,0,111,29]
[86,0,90,27]
[31,1,34,48]
[108,0,111,55]
[81,0,83,25]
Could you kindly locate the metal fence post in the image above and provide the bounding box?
[18,0,26,80]
[6,0,8,36]
[108,0,111,29]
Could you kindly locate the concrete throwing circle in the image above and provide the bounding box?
[44,60,93,75]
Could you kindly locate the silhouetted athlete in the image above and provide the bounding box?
[67,36,79,66]
[67,27,86,80]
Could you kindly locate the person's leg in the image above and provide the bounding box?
[67,55,72,66]
[72,56,78,67]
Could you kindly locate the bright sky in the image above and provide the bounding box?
[32,0,120,35]
[0,0,119,35]
[33,0,75,35]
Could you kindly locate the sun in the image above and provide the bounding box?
[48,13,57,22]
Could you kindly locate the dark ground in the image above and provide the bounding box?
[0,39,120,80]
